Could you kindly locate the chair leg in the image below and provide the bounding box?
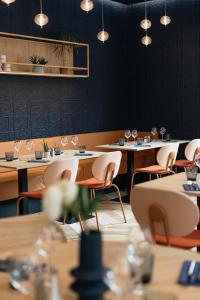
[112,184,127,223]
[131,172,137,187]
[156,174,159,179]
[92,189,100,231]
[149,174,152,181]
[77,213,84,231]
[16,197,24,216]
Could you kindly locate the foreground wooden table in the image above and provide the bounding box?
[0,241,200,300]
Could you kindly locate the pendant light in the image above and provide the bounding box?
[34,0,49,28]
[160,0,171,26]
[97,0,109,43]
[141,34,152,47]
[1,0,15,6]
[140,0,151,30]
[140,0,152,47]
[80,0,94,13]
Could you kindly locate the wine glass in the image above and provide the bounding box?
[132,130,138,144]
[60,136,68,148]
[25,139,34,154]
[71,136,79,148]
[124,130,131,144]
[151,127,158,140]
[14,140,22,157]
[160,127,166,141]
[103,244,132,300]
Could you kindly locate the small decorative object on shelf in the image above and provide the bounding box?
[2,63,11,71]
[43,140,50,158]
[0,54,6,63]
[30,55,48,73]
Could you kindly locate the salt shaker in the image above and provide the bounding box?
[48,267,63,300]
[50,148,55,157]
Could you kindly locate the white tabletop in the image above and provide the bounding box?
[96,139,189,152]
[0,150,105,170]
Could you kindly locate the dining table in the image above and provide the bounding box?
[97,140,189,201]
[0,150,105,195]
[0,240,200,300]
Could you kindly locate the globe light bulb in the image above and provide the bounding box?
[160,15,171,26]
[1,0,15,6]
[97,30,109,43]
[80,0,94,13]
[140,19,152,30]
[141,35,152,47]
[34,13,49,28]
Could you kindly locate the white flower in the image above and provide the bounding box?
[43,185,63,220]
[59,180,79,207]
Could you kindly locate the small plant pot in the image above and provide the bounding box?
[32,65,45,73]
[44,151,50,158]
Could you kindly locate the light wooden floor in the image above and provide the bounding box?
[60,200,144,243]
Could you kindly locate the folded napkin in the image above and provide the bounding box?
[136,144,151,147]
[178,260,200,286]
[74,153,93,157]
[183,183,200,191]
[27,160,51,163]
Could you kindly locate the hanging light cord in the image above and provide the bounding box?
[145,0,147,19]
[164,0,167,16]
[40,0,43,13]
[101,0,104,30]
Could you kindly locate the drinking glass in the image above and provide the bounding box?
[151,127,158,140]
[25,139,34,153]
[103,244,132,300]
[160,127,166,141]
[132,130,138,144]
[60,136,68,148]
[127,239,154,297]
[14,140,22,156]
[185,166,198,182]
[71,135,79,147]
[124,130,131,144]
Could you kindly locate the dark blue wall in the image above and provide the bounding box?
[0,0,129,141]
[127,0,200,139]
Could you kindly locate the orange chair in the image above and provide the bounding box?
[16,158,79,216]
[131,143,179,186]
[174,139,200,170]
[77,151,127,230]
[131,187,200,250]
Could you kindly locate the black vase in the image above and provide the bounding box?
[70,230,109,300]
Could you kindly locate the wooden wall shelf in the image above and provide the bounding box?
[0,32,89,78]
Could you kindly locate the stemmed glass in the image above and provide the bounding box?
[25,139,34,154]
[132,130,138,144]
[124,130,131,145]
[14,140,22,157]
[60,136,68,150]
[151,127,158,141]
[160,127,166,141]
[71,136,79,148]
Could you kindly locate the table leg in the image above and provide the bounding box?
[18,168,28,214]
[127,151,135,203]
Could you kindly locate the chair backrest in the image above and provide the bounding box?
[185,139,200,161]
[131,187,199,237]
[43,158,78,187]
[0,214,67,252]
[156,143,179,168]
[92,151,122,181]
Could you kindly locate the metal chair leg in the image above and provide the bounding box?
[156,174,159,179]
[16,197,24,216]
[112,184,127,223]
[77,213,84,231]
[149,174,152,181]
[131,172,137,187]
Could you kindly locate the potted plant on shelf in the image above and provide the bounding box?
[43,140,50,158]
[30,55,48,73]
[54,31,79,75]
[43,182,109,300]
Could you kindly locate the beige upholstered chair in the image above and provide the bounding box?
[131,187,200,249]
[131,143,179,186]
[17,158,79,215]
[77,151,127,230]
[174,139,200,170]
[0,214,67,252]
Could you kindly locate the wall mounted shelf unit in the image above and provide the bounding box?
[0,32,89,78]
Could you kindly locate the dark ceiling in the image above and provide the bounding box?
[111,0,153,4]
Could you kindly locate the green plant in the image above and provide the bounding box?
[43,140,49,152]
[30,55,48,65]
